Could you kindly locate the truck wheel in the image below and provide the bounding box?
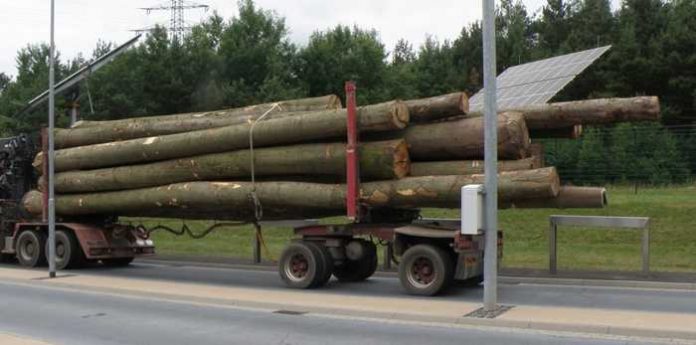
[305,241,333,287]
[102,257,134,267]
[333,240,378,282]
[47,230,84,270]
[279,241,326,289]
[399,244,453,296]
[16,230,47,268]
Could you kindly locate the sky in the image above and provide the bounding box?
[0,0,616,77]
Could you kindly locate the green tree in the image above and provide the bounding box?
[452,23,484,94]
[661,0,696,124]
[496,0,533,69]
[384,39,419,100]
[219,0,302,106]
[564,0,615,50]
[0,44,72,130]
[297,25,388,104]
[412,36,464,97]
[603,0,668,97]
[533,0,572,57]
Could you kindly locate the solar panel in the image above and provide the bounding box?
[469,45,611,112]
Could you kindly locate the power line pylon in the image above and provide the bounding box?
[138,0,209,41]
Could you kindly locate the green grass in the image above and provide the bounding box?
[136,185,696,272]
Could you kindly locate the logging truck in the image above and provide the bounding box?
[0,134,154,269]
[0,85,497,296]
[0,131,494,295]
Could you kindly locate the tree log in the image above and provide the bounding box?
[410,157,538,176]
[50,140,409,193]
[23,168,560,220]
[73,95,342,128]
[529,125,583,139]
[36,102,409,172]
[403,92,469,122]
[57,95,342,148]
[470,96,660,129]
[405,111,530,160]
[503,186,607,209]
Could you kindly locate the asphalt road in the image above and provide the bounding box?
[0,279,665,345]
[76,260,696,314]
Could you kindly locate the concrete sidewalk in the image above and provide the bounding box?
[2,267,695,342]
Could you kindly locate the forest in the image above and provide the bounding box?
[0,0,694,185]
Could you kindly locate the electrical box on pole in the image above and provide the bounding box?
[460,185,484,235]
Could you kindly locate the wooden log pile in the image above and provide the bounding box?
[22,93,660,221]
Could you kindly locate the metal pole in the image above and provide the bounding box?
[70,102,77,126]
[47,0,57,278]
[482,0,499,311]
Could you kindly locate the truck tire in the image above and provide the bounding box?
[102,257,134,267]
[16,230,47,268]
[279,241,326,289]
[333,240,378,282]
[399,244,453,296]
[48,230,84,270]
[305,241,334,287]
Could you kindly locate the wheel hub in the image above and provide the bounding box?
[56,243,65,258]
[25,242,35,256]
[410,257,436,286]
[287,254,309,280]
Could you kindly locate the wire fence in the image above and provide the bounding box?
[539,123,696,186]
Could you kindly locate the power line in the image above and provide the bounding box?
[135,0,209,41]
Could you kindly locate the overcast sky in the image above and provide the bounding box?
[0,0,618,77]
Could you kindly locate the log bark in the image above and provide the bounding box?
[529,125,583,139]
[50,140,409,193]
[403,92,469,122]
[36,101,409,172]
[503,186,607,209]
[57,95,342,149]
[23,168,560,220]
[410,157,538,176]
[405,111,530,160]
[470,96,660,129]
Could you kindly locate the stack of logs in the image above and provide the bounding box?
[22,93,660,220]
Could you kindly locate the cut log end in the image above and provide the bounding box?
[327,95,343,109]
[457,93,469,114]
[392,102,410,129]
[499,111,532,159]
[393,139,411,179]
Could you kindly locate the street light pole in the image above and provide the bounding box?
[482,0,499,311]
[47,0,57,278]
